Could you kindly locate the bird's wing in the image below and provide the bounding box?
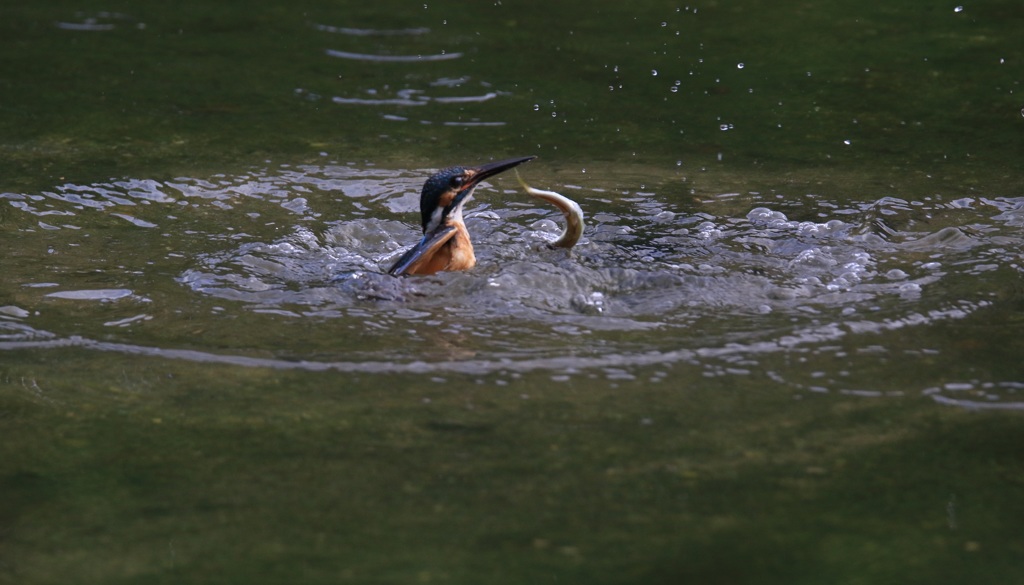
[387,225,458,276]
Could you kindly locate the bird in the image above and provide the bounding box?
[388,155,536,276]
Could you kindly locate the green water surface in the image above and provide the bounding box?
[2,1,1023,584]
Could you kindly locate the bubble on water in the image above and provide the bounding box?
[885,269,909,280]
[533,104,539,111]
[669,86,678,93]
[843,139,851,145]
[719,123,733,131]
[737,62,745,69]
[954,5,964,12]
[652,69,658,76]
[899,282,922,296]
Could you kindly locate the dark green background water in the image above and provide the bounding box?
[2,1,1023,583]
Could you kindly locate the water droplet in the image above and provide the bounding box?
[843,139,851,145]
[661,21,667,27]
[719,124,732,131]
[737,62,745,69]
[533,104,540,111]
[551,112,557,118]
[669,86,678,93]
[954,5,964,12]
[674,80,681,86]
[652,69,658,76]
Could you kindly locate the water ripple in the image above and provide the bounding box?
[325,49,462,62]
[2,165,1022,406]
[312,24,431,36]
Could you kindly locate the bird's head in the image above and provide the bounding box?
[419,155,536,233]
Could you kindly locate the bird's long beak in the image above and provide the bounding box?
[450,155,536,208]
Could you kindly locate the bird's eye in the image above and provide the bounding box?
[450,175,465,188]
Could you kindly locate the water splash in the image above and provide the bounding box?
[2,165,1022,406]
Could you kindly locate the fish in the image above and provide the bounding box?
[515,170,585,249]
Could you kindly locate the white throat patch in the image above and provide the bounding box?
[424,206,444,234]
[425,191,473,234]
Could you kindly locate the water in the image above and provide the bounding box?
[5,165,1020,402]
[2,1,1023,583]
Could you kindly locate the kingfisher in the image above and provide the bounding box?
[388,155,536,276]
